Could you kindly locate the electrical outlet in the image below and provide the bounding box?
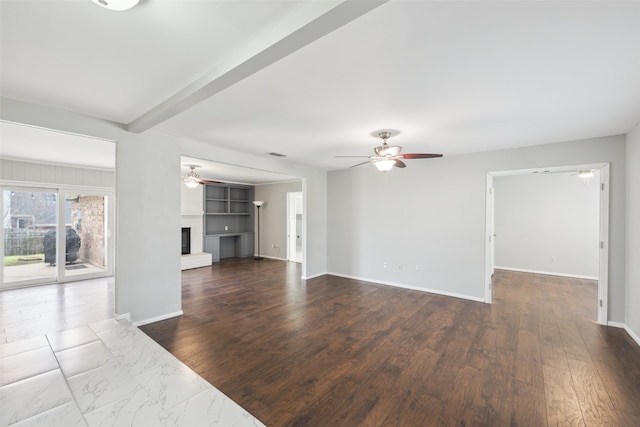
[224,225,228,231]
[551,257,557,263]
[272,243,277,248]
[398,265,403,271]
[415,264,420,271]
[383,262,388,269]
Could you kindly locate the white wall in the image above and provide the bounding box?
[327,135,627,322]
[1,98,328,323]
[254,180,302,260]
[1,159,114,188]
[626,123,640,342]
[181,184,204,254]
[494,172,599,278]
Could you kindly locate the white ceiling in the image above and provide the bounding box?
[1,1,640,179]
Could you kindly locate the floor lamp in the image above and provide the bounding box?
[253,201,265,260]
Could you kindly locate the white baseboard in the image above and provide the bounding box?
[133,310,183,327]
[606,321,640,347]
[624,325,640,347]
[115,312,130,322]
[327,272,485,303]
[607,321,625,328]
[495,266,598,281]
[302,271,327,280]
[256,254,288,262]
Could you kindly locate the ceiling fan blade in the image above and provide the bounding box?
[201,178,224,184]
[394,160,407,168]
[350,160,374,168]
[401,153,443,159]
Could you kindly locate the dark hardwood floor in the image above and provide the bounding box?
[139,259,640,427]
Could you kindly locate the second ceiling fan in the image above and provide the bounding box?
[336,131,443,171]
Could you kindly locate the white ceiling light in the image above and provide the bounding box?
[184,178,199,189]
[91,0,141,11]
[374,159,395,172]
[578,169,594,179]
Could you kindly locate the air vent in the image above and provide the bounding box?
[267,152,287,157]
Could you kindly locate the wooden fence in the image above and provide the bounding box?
[3,229,47,256]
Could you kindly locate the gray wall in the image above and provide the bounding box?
[327,135,627,322]
[255,180,302,260]
[627,123,640,341]
[494,172,600,278]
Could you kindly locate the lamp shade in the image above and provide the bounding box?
[253,201,265,207]
[374,159,395,172]
[184,179,199,189]
[91,0,140,11]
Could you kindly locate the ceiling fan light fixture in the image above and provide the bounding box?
[374,159,395,172]
[183,165,201,188]
[184,178,199,189]
[91,0,141,11]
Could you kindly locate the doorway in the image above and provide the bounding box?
[287,191,303,263]
[484,163,609,324]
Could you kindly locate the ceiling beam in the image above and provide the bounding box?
[126,0,388,134]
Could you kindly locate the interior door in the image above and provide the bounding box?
[484,175,494,303]
[287,192,303,263]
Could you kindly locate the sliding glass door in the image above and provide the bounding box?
[63,193,109,278]
[1,186,113,289]
[2,189,58,286]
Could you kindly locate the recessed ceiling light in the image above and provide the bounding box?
[91,0,141,11]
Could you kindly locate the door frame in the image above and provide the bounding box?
[484,162,609,325]
[1,181,115,289]
[286,191,303,263]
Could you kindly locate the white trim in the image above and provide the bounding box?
[133,310,183,327]
[597,163,610,325]
[1,180,114,193]
[302,271,327,280]
[494,267,598,281]
[0,155,115,173]
[624,325,640,347]
[484,175,494,303]
[607,321,625,328]
[115,312,131,322]
[255,254,288,262]
[327,272,485,303]
[486,162,610,325]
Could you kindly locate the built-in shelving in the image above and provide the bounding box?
[203,183,254,261]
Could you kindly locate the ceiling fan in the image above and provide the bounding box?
[336,131,443,172]
[183,165,223,188]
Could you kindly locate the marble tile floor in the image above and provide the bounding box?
[0,318,265,427]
